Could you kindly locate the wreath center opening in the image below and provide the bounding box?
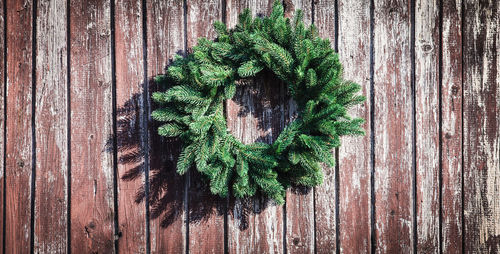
[227,69,296,145]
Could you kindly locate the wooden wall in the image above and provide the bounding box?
[0,0,498,253]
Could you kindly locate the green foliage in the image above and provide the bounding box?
[158,123,184,137]
[177,143,197,175]
[238,60,264,77]
[151,0,364,204]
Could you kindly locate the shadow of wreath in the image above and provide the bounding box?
[107,56,311,231]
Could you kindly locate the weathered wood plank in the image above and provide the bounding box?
[186,1,226,253]
[415,0,440,252]
[114,0,146,252]
[69,0,115,252]
[146,0,186,252]
[225,1,285,253]
[373,0,414,252]
[284,1,315,253]
[0,0,5,251]
[311,0,338,253]
[336,0,372,252]
[34,0,68,252]
[441,0,463,252]
[463,0,499,252]
[5,0,34,252]
[226,78,286,254]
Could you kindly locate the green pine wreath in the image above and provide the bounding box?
[151,1,365,204]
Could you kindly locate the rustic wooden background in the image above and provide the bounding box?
[0,0,498,253]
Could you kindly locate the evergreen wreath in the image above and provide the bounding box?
[151,1,365,204]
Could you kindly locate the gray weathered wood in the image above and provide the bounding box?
[336,0,372,252]
[114,0,147,252]
[415,0,440,252]
[463,0,499,252]
[69,0,115,252]
[34,0,68,252]
[441,0,463,252]
[373,0,414,252]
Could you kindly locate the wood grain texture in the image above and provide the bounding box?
[284,1,314,253]
[463,0,499,252]
[69,0,115,252]
[415,0,440,252]
[0,0,4,251]
[441,0,463,252]
[114,0,146,252]
[34,0,68,252]
[225,1,285,253]
[373,0,414,252]
[186,1,226,253]
[226,77,285,254]
[336,0,372,252]
[5,0,34,252]
[311,0,338,252]
[145,0,186,253]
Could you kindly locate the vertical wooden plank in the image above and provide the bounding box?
[463,0,499,252]
[114,0,146,253]
[146,0,186,252]
[373,0,414,252]
[414,0,440,252]
[70,0,115,252]
[186,1,226,253]
[335,0,372,252]
[310,0,338,253]
[284,1,314,253]
[5,0,33,252]
[34,0,68,252]
[0,0,5,250]
[225,1,284,253]
[441,0,463,252]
